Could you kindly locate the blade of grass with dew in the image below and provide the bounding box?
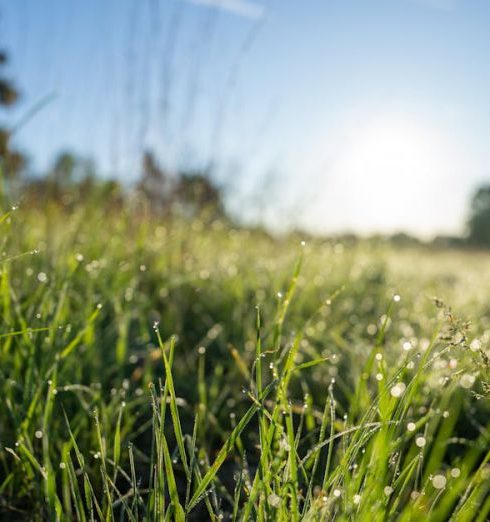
[156,332,190,481]
[187,379,276,513]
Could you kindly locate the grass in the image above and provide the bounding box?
[0,201,490,521]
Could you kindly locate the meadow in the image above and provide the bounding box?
[1,201,489,521]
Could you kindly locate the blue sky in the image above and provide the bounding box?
[1,0,489,236]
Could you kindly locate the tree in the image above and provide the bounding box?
[23,150,123,208]
[135,150,225,218]
[0,49,26,181]
[136,150,169,210]
[172,170,224,219]
[0,51,19,106]
[467,185,490,247]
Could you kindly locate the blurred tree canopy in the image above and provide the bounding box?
[22,150,123,209]
[467,185,490,246]
[0,51,19,106]
[135,150,224,219]
[136,150,170,210]
[0,35,224,220]
[17,146,225,220]
[0,50,26,181]
[172,170,224,218]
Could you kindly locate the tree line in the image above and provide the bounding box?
[0,47,225,220]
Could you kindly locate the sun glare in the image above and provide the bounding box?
[331,115,450,233]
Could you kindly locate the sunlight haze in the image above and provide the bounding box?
[1,0,489,236]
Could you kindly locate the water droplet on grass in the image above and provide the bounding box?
[460,374,475,389]
[432,474,447,489]
[268,493,281,507]
[390,383,406,398]
[367,324,377,335]
[470,339,481,352]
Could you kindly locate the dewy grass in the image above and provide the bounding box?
[0,204,490,520]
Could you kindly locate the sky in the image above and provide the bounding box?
[0,0,489,236]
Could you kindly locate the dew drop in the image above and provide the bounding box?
[268,493,281,508]
[460,374,475,389]
[403,341,412,351]
[390,383,406,398]
[432,474,447,489]
[470,339,481,352]
[384,486,394,496]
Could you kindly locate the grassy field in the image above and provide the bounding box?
[1,202,489,521]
